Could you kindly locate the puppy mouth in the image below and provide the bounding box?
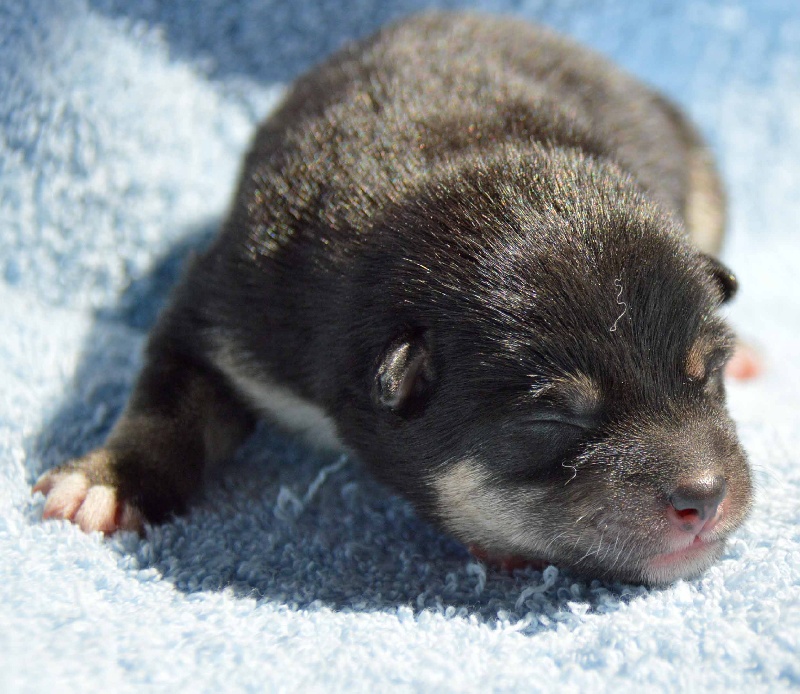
[649,535,722,568]
[468,530,727,586]
[468,538,723,583]
[639,532,727,585]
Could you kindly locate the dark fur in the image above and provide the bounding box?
[40,12,752,585]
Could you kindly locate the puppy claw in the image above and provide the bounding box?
[32,470,58,496]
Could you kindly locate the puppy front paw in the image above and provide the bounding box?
[33,454,145,534]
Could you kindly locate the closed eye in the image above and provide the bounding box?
[526,410,593,432]
[486,409,593,482]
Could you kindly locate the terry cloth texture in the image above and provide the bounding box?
[1,0,799,691]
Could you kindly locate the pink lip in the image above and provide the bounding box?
[649,536,719,568]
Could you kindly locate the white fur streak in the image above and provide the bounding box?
[212,338,344,452]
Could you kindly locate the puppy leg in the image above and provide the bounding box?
[651,94,727,255]
[34,349,256,533]
[684,142,726,255]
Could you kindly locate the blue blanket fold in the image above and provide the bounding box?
[2,0,798,690]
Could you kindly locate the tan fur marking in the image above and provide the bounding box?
[686,334,714,381]
[431,459,545,554]
[552,373,602,415]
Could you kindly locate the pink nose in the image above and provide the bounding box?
[667,476,726,533]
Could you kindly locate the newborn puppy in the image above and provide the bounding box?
[35,12,753,586]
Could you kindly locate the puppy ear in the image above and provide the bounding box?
[373,333,435,414]
[701,253,738,304]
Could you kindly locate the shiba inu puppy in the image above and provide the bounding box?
[35,12,752,585]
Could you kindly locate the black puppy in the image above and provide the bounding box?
[35,12,752,586]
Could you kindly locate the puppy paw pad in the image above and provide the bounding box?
[37,471,90,520]
[34,470,143,534]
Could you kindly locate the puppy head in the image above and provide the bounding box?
[346,146,751,586]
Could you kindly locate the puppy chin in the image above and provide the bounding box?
[535,535,729,587]
[639,538,728,586]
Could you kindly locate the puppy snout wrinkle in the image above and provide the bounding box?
[668,476,727,532]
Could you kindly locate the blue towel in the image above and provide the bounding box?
[2,0,798,690]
